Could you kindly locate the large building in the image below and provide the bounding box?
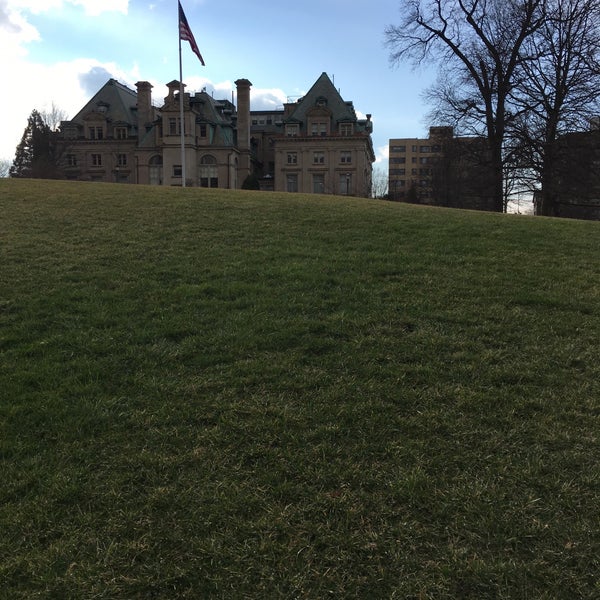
[388,127,495,211]
[535,124,600,220]
[56,73,375,197]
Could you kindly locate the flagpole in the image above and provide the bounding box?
[178,0,204,188]
[178,8,186,188]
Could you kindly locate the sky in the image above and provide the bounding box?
[0,0,439,169]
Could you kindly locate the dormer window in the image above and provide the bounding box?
[88,126,104,140]
[311,122,328,136]
[340,123,353,136]
[115,127,127,140]
[286,124,299,137]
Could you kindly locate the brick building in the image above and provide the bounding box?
[389,127,495,211]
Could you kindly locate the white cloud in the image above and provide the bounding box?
[144,78,288,113]
[0,1,39,44]
[0,56,137,160]
[250,87,287,110]
[0,0,132,159]
[7,0,128,17]
[375,144,389,166]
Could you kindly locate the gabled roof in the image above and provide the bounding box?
[285,72,357,124]
[70,79,138,126]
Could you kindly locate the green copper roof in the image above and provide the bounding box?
[70,79,138,127]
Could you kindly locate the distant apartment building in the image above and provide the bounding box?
[389,128,446,203]
[55,73,374,197]
[535,122,600,220]
[389,127,495,211]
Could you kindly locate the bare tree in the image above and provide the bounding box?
[371,166,390,198]
[509,0,600,215]
[385,0,544,212]
[40,103,69,132]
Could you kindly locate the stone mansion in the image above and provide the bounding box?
[56,73,375,197]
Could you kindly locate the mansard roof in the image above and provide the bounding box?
[285,72,358,124]
[189,91,236,146]
[70,78,138,127]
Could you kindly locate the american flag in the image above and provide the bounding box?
[179,1,205,66]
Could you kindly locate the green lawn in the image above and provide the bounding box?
[1,178,599,598]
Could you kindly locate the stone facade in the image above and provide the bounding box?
[56,73,374,197]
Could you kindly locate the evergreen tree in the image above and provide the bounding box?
[10,110,57,179]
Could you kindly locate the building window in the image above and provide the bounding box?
[313,173,325,193]
[391,145,406,152]
[311,122,328,136]
[91,153,102,167]
[313,151,325,164]
[287,152,298,164]
[286,124,299,137]
[199,124,207,137]
[389,168,405,175]
[340,151,352,164]
[200,154,218,188]
[420,146,431,153]
[118,153,127,167]
[173,164,182,177]
[286,174,298,192]
[412,145,418,152]
[390,157,406,164]
[168,117,181,135]
[340,123,353,136]
[89,126,103,140]
[340,173,352,195]
[115,127,127,140]
[66,154,77,167]
[149,155,163,185]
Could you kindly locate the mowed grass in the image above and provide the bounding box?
[0,178,598,599]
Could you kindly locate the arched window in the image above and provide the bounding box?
[200,154,218,188]
[149,155,163,185]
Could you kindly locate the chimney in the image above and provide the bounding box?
[135,81,153,132]
[235,78,252,151]
[235,78,252,182]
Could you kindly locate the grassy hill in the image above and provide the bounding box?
[1,179,598,598]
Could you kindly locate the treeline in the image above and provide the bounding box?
[386,0,600,215]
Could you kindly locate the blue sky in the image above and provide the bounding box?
[1,0,438,167]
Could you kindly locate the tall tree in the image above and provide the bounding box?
[9,110,57,179]
[385,0,544,212]
[509,0,600,215]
